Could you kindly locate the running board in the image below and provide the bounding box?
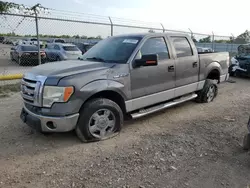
[131,93,198,119]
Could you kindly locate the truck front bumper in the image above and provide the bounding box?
[20,106,79,132]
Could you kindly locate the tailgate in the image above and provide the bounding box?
[65,52,81,60]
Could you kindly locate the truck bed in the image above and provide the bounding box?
[198,52,229,81]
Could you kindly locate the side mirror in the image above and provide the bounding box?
[11,47,15,50]
[133,54,158,68]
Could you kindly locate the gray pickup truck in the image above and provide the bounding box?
[20,33,229,142]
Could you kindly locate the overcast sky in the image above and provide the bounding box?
[7,0,250,37]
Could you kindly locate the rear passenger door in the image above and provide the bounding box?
[170,36,199,97]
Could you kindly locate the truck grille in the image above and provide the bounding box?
[21,78,41,106]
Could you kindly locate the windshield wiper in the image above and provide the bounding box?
[86,57,106,62]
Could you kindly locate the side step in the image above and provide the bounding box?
[131,93,198,119]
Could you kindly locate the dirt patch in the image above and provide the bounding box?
[0,82,20,98]
[0,77,250,188]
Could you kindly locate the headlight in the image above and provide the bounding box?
[43,86,74,107]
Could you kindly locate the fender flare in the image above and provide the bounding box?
[79,79,127,103]
[205,62,222,78]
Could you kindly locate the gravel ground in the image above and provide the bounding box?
[0,77,250,188]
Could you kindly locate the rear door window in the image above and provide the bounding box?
[54,39,65,43]
[63,46,79,51]
[171,37,193,58]
[21,46,38,51]
[54,45,60,50]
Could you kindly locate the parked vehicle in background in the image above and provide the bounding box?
[12,39,24,46]
[48,38,66,43]
[3,38,12,44]
[23,38,42,46]
[74,42,95,54]
[45,43,82,61]
[229,44,250,77]
[10,45,47,66]
[20,33,229,142]
[0,36,5,43]
[197,47,214,53]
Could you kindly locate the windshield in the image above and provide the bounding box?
[85,45,93,51]
[21,46,38,51]
[81,36,142,64]
[63,46,79,51]
[55,39,65,43]
[238,44,250,57]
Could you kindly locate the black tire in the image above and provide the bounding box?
[56,56,61,61]
[18,57,24,66]
[196,79,218,103]
[10,53,14,61]
[75,98,123,142]
[243,134,250,150]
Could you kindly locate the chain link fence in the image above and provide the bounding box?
[0,7,248,85]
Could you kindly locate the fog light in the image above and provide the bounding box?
[46,121,56,129]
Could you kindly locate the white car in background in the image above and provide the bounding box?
[45,43,82,61]
[23,38,42,46]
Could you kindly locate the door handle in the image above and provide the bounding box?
[193,62,198,68]
[168,65,175,72]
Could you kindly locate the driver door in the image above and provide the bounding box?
[129,36,176,110]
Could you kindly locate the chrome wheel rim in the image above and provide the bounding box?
[88,109,116,139]
[207,85,215,102]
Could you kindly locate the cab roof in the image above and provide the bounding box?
[113,32,190,38]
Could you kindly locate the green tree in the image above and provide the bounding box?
[191,35,197,43]
[81,35,87,39]
[74,35,80,39]
[199,36,211,43]
[96,35,102,39]
[235,30,250,44]
[0,1,18,13]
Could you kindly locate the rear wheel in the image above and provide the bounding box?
[10,53,14,61]
[17,57,24,66]
[75,98,123,142]
[56,56,61,61]
[196,79,218,103]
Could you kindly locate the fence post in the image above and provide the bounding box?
[160,23,165,33]
[32,5,41,65]
[231,34,234,53]
[109,17,113,36]
[212,32,215,51]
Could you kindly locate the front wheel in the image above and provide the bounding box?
[10,53,14,61]
[56,56,61,61]
[196,79,218,103]
[75,98,123,142]
[18,57,24,66]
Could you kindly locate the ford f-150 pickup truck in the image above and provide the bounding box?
[20,33,229,142]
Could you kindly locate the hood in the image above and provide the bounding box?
[29,60,115,77]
